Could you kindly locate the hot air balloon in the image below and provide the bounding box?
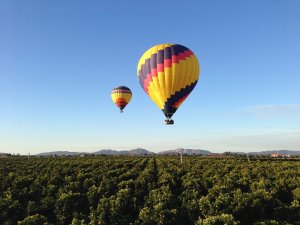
[137,44,200,124]
[111,86,132,112]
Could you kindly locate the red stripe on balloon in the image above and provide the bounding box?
[151,68,158,77]
[186,50,193,57]
[178,52,186,61]
[143,73,152,94]
[116,98,127,103]
[172,94,189,108]
[157,64,164,72]
[172,55,179,64]
[164,59,172,67]
[171,50,194,64]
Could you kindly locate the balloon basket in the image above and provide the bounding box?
[165,119,174,125]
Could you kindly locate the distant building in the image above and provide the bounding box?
[271,153,284,158]
[80,153,92,157]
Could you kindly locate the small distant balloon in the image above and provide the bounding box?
[111,86,132,112]
[137,44,200,124]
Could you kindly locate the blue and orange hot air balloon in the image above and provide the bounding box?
[111,86,132,112]
[137,44,200,124]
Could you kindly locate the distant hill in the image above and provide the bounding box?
[94,148,154,155]
[93,149,121,155]
[34,149,300,156]
[158,148,212,155]
[249,150,300,155]
[36,151,83,156]
[128,148,155,155]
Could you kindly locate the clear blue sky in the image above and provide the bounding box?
[1,0,299,154]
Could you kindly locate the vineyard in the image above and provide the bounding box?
[0,156,299,225]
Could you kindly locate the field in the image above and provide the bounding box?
[0,156,299,225]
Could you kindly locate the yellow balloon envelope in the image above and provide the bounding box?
[111,86,132,112]
[137,44,200,124]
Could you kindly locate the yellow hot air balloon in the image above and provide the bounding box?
[137,44,200,124]
[111,86,132,112]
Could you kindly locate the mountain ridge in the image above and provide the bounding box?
[33,149,300,156]
[248,150,300,155]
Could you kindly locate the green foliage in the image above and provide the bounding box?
[137,186,178,225]
[17,214,50,225]
[0,156,299,225]
[195,213,239,225]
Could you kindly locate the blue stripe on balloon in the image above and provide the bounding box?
[162,80,198,118]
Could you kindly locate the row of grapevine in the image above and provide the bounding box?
[0,156,299,225]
